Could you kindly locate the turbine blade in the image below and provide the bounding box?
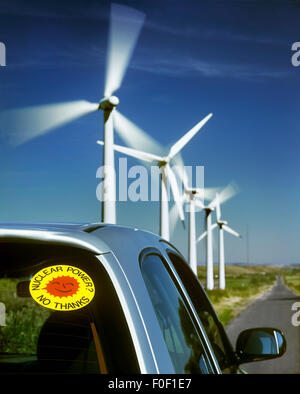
[209,181,239,209]
[192,187,221,208]
[223,224,241,238]
[196,230,207,243]
[196,223,218,243]
[168,113,213,160]
[169,197,187,236]
[172,155,190,191]
[165,163,185,223]
[113,110,165,155]
[97,140,163,163]
[173,158,219,205]
[196,187,221,201]
[1,100,99,146]
[215,193,221,221]
[104,3,146,97]
[211,223,218,232]
[194,199,205,210]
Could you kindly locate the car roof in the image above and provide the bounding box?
[0,221,97,232]
[0,221,166,256]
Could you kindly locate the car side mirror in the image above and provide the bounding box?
[236,327,286,365]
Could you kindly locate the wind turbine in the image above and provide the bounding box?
[0,3,147,224]
[170,164,219,276]
[196,183,238,290]
[215,192,241,289]
[97,112,213,241]
[197,191,241,289]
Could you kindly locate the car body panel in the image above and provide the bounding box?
[0,222,286,374]
[0,223,180,373]
[91,225,221,373]
[0,222,108,255]
[97,251,174,373]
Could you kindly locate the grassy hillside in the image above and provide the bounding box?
[197,265,283,326]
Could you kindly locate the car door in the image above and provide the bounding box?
[160,243,240,373]
[0,245,140,374]
[139,247,221,374]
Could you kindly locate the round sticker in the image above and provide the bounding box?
[29,265,95,311]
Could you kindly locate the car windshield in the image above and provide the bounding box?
[0,242,139,374]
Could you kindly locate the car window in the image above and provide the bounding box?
[166,250,237,372]
[140,251,214,374]
[0,245,139,374]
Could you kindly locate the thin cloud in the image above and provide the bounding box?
[147,20,286,47]
[200,28,286,46]
[5,39,289,81]
[132,53,290,80]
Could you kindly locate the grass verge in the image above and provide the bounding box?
[281,267,300,295]
[197,265,282,326]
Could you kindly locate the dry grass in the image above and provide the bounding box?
[198,265,282,326]
[282,267,300,295]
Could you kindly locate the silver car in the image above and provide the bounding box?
[0,223,286,374]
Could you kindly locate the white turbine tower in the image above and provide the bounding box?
[97,113,213,241]
[184,188,221,276]
[196,183,238,290]
[195,200,215,290]
[99,4,146,223]
[170,164,219,275]
[0,3,147,224]
[215,192,241,289]
[197,192,241,289]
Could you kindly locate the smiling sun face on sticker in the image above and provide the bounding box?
[43,276,80,298]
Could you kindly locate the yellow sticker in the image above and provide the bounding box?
[29,265,95,311]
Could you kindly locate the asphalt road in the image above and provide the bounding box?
[225,276,300,374]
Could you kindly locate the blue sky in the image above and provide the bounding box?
[0,0,299,264]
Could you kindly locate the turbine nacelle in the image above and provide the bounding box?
[184,189,205,205]
[99,96,120,111]
[185,188,203,195]
[205,206,215,214]
[218,220,228,227]
[158,159,169,168]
